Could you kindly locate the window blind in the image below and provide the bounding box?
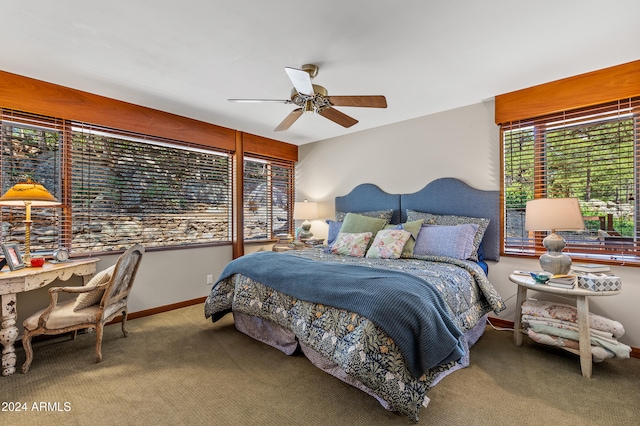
[71,123,232,253]
[502,97,640,262]
[243,154,294,240]
[0,109,64,254]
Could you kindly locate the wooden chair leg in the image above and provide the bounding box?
[95,323,104,363]
[121,311,129,338]
[21,331,35,374]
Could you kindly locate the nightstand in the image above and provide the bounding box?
[509,273,621,378]
[273,243,308,252]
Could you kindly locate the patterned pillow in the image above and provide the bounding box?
[331,232,372,257]
[406,210,490,261]
[336,209,393,223]
[339,213,389,249]
[366,229,412,259]
[73,265,115,311]
[385,219,424,258]
[413,224,479,260]
[329,211,393,248]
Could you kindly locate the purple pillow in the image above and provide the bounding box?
[413,224,479,260]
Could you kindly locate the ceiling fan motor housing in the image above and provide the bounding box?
[290,84,330,111]
[230,63,386,131]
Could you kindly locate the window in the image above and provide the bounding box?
[71,124,232,252]
[502,97,640,262]
[0,110,64,253]
[243,155,294,240]
[1,108,233,255]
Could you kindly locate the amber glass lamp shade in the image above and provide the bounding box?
[0,179,61,265]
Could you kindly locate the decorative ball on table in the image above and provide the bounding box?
[30,257,45,267]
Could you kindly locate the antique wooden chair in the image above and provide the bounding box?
[21,244,145,373]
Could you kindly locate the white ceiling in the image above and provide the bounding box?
[2,1,639,146]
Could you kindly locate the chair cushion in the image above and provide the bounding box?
[23,298,128,331]
[24,300,100,331]
[74,265,115,311]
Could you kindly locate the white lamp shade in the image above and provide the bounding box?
[525,198,585,231]
[293,201,318,220]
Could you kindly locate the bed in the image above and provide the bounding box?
[204,177,506,421]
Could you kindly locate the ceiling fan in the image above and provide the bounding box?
[228,64,387,132]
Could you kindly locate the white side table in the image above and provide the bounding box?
[509,273,621,378]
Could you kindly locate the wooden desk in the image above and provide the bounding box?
[0,258,99,376]
[509,273,621,378]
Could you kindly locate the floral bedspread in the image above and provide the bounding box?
[204,248,505,421]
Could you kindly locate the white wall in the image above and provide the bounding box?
[296,101,640,349]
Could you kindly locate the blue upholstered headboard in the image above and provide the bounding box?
[334,178,500,261]
[335,183,402,224]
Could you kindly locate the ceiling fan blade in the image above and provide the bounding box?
[317,107,358,128]
[285,67,314,96]
[228,98,291,103]
[327,95,387,108]
[274,108,303,132]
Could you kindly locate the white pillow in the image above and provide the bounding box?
[73,265,115,311]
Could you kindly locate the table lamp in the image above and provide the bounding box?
[525,197,585,275]
[0,179,61,266]
[293,200,318,240]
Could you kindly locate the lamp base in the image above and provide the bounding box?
[540,232,572,275]
[23,254,33,268]
[539,252,572,275]
[298,220,313,240]
[24,220,33,267]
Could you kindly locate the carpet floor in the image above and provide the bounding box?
[2,303,639,425]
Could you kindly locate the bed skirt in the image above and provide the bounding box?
[232,311,488,412]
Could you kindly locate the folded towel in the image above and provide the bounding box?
[521,300,624,338]
[526,329,614,363]
[522,315,614,339]
[527,323,631,359]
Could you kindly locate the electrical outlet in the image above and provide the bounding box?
[206,274,214,285]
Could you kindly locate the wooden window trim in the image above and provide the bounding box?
[0,70,236,150]
[243,132,298,162]
[495,60,640,125]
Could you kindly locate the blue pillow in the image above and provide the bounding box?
[326,219,343,246]
[477,243,485,261]
[413,224,479,260]
[406,210,489,261]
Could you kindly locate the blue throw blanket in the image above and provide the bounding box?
[215,251,465,377]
